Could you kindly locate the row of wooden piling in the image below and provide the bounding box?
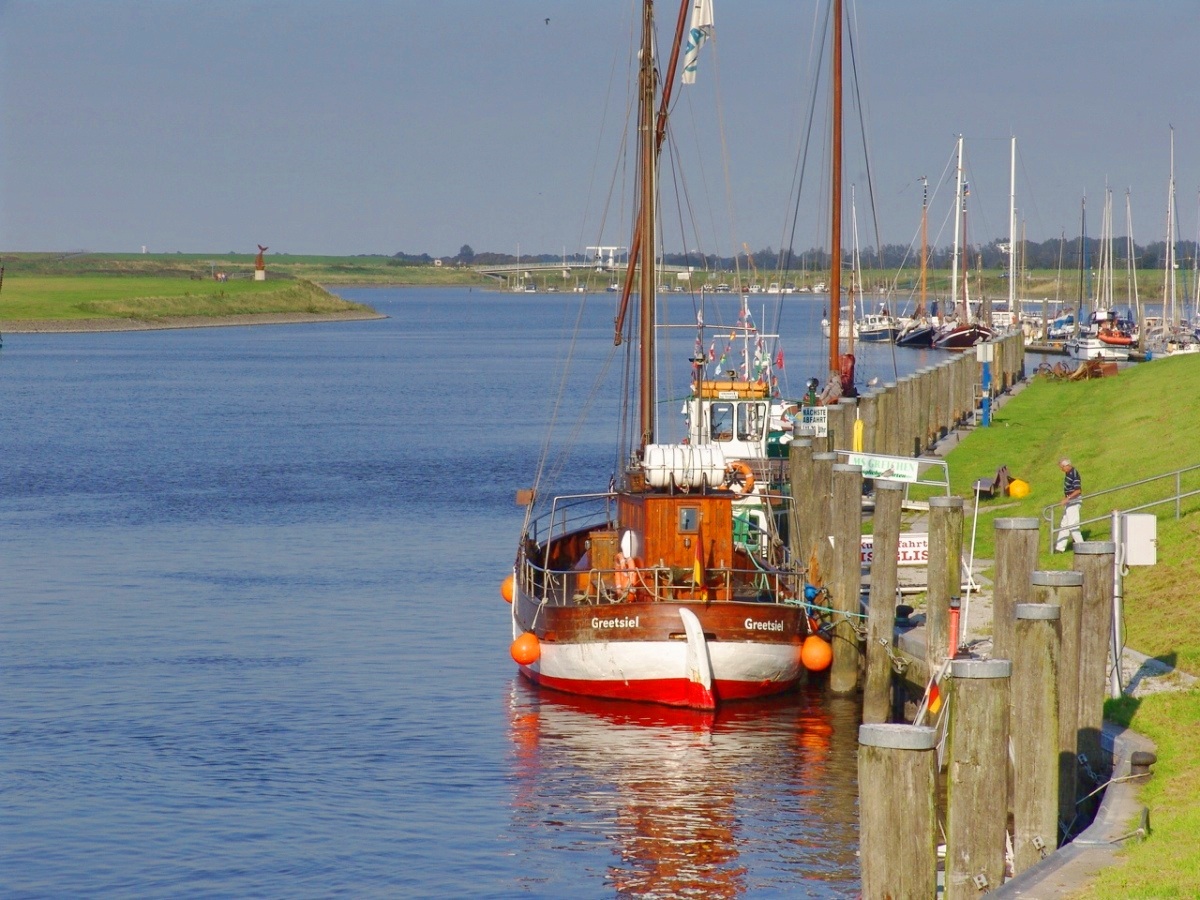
[855,508,1120,897]
[784,334,1125,894]
[785,333,1024,686]
[800,332,1024,458]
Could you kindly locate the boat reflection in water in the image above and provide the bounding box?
[507,683,861,897]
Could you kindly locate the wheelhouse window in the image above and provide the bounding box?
[737,402,767,441]
[710,403,734,441]
[678,506,699,534]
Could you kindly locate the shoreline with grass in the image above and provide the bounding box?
[0,272,385,332]
[0,308,386,333]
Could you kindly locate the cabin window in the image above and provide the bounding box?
[737,402,767,441]
[678,506,699,534]
[710,403,734,441]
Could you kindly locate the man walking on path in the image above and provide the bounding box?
[1056,457,1084,551]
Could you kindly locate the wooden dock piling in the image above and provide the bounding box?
[836,397,858,451]
[822,401,843,453]
[1012,602,1062,874]
[932,361,950,442]
[992,517,1041,663]
[1073,542,1116,778]
[946,657,1012,899]
[807,452,837,585]
[878,382,897,456]
[857,390,878,454]
[897,376,917,456]
[786,438,813,567]
[863,479,905,723]
[830,463,864,694]
[916,364,936,451]
[858,723,939,899]
[926,495,965,674]
[1031,569,1084,835]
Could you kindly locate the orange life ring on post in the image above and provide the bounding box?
[726,460,756,495]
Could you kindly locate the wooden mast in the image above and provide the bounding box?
[1009,136,1017,316]
[637,0,657,450]
[613,0,691,353]
[919,176,928,316]
[828,0,843,377]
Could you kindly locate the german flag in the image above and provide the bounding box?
[927,681,943,715]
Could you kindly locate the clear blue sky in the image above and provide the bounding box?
[2,0,1196,259]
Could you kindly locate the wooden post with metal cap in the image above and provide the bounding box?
[1012,602,1061,874]
[829,462,864,694]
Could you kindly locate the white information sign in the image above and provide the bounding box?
[799,406,827,437]
[860,532,929,566]
[845,452,922,483]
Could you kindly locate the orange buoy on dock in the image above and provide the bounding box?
[801,635,832,672]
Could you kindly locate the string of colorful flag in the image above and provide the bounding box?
[692,306,787,387]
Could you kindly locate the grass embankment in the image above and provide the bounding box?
[1,251,483,287]
[0,271,377,324]
[939,355,1200,896]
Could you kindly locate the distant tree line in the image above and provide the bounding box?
[408,239,1198,272]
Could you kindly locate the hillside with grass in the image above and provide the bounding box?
[0,251,482,286]
[940,355,1200,897]
[0,275,383,323]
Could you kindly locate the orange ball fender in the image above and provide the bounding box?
[801,634,832,672]
[500,574,515,603]
[511,632,541,666]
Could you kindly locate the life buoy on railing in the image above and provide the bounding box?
[726,460,756,495]
[614,553,641,595]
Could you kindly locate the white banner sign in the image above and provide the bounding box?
[799,406,827,437]
[860,532,929,566]
[845,452,922,483]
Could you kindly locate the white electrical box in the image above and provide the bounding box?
[1121,514,1157,566]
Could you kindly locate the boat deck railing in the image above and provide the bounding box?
[525,558,804,609]
[1043,462,1200,553]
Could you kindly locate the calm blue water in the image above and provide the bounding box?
[0,287,950,897]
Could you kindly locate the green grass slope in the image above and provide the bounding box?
[940,356,1200,897]
[0,274,374,321]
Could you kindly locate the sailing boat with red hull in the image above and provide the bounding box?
[508,0,817,710]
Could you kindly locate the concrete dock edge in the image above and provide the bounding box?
[990,721,1155,897]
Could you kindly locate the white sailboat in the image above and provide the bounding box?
[1145,129,1199,358]
[933,136,994,350]
[1067,187,1131,361]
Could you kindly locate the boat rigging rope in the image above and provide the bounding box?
[523,295,622,535]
